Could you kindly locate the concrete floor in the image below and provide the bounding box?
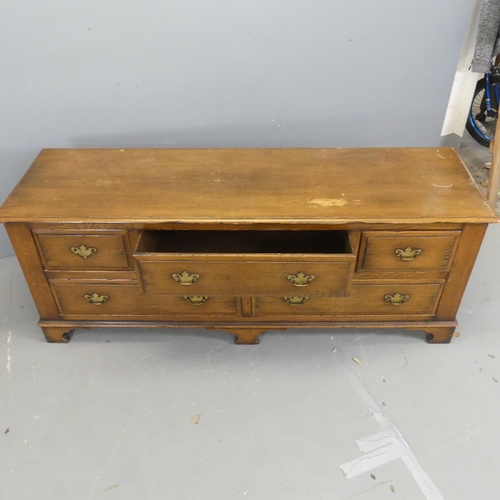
[1,139,500,499]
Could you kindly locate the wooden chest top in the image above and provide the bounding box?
[0,148,497,224]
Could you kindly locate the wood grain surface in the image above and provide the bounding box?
[0,148,497,224]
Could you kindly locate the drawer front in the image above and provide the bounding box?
[137,260,354,297]
[255,283,444,316]
[34,231,131,270]
[358,231,460,272]
[50,282,237,316]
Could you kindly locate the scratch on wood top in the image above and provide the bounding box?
[309,198,348,208]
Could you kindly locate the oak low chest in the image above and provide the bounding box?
[0,148,497,344]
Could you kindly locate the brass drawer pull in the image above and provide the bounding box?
[395,246,422,261]
[384,293,410,305]
[184,296,208,306]
[172,271,200,286]
[84,293,109,305]
[284,296,309,306]
[71,244,97,259]
[287,272,315,287]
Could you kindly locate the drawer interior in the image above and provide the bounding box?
[135,230,352,255]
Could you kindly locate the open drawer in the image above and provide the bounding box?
[133,229,356,296]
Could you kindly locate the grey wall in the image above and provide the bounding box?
[0,0,473,257]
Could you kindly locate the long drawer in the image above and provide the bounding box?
[136,260,354,296]
[50,282,238,316]
[254,282,444,316]
[49,281,443,318]
[134,229,356,297]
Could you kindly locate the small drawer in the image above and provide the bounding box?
[50,282,238,316]
[357,231,460,273]
[255,282,444,316]
[33,230,132,270]
[134,229,356,297]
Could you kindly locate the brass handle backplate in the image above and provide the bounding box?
[284,296,309,306]
[84,293,109,305]
[384,293,410,306]
[172,271,200,286]
[184,296,208,306]
[395,246,422,261]
[286,272,316,287]
[71,244,97,259]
